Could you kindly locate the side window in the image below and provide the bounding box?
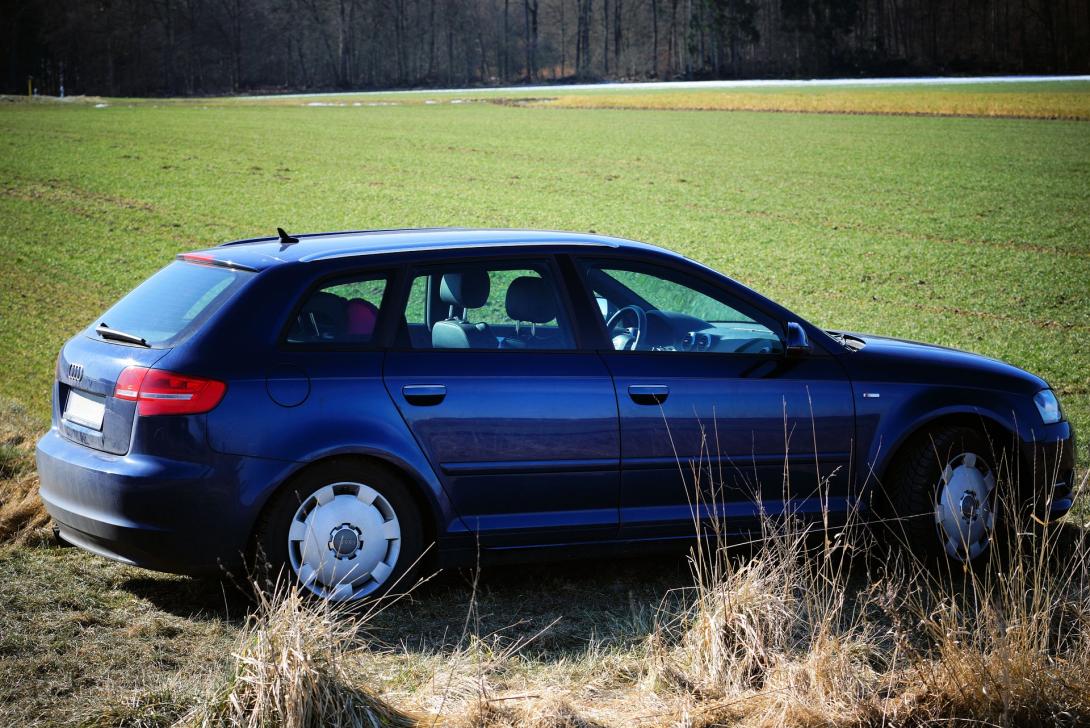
[582,262,783,355]
[285,273,388,345]
[400,261,575,350]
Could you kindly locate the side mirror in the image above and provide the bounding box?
[785,322,811,357]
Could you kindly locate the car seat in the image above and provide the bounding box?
[501,276,557,349]
[431,270,495,349]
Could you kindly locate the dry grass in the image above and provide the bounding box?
[0,398,48,546]
[537,86,1090,119]
[175,475,1090,728]
[3,398,1088,726]
[189,583,419,728]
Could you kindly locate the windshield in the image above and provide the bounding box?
[94,261,253,348]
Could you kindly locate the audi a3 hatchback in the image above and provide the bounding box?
[37,229,1076,600]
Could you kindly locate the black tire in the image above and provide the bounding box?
[252,458,423,601]
[880,425,1005,565]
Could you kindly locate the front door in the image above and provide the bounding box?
[384,257,620,546]
[575,259,855,540]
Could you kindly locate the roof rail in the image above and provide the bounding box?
[218,226,466,247]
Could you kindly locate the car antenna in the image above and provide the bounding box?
[277,227,299,245]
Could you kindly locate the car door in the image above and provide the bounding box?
[383,254,620,546]
[571,255,855,540]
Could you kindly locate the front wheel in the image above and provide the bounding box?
[254,460,423,601]
[884,425,1003,564]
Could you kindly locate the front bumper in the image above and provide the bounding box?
[35,427,285,575]
[1021,421,1078,519]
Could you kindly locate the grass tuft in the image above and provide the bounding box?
[0,398,48,546]
[190,582,419,728]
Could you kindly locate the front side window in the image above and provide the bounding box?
[286,273,388,345]
[400,261,575,350]
[581,262,783,354]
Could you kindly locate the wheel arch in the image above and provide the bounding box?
[860,408,1023,510]
[246,450,446,559]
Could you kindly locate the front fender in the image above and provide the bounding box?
[855,382,1034,499]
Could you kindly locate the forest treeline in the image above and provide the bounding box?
[4,0,1088,97]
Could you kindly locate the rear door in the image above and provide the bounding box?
[572,257,855,540]
[383,255,620,546]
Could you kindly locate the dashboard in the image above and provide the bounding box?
[642,310,783,355]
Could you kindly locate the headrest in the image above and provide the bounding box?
[439,270,490,309]
[345,298,378,336]
[301,291,347,325]
[505,276,556,324]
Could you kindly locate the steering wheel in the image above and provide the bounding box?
[605,305,648,351]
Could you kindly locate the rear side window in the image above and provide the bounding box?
[285,273,389,346]
[399,261,575,350]
[95,261,253,347]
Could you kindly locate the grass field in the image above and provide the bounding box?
[208,80,1090,119]
[1,82,1089,726]
[3,85,1089,439]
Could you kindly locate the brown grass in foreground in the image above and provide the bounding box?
[4,399,1088,726]
[189,585,419,728]
[190,479,1090,727]
[0,399,48,546]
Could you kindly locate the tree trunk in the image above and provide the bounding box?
[651,0,658,77]
[614,0,622,73]
[602,0,609,74]
[428,0,437,78]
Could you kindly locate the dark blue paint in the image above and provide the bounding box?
[384,350,620,545]
[36,229,1077,574]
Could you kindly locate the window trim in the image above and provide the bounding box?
[278,267,401,351]
[569,253,791,358]
[388,253,588,353]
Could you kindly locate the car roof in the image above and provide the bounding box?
[182,228,678,271]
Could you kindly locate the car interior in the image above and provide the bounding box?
[401,266,573,350]
[585,266,785,354]
[285,263,783,354]
[287,286,383,344]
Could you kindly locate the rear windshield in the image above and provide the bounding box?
[94,261,253,347]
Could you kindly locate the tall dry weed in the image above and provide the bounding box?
[190,582,418,728]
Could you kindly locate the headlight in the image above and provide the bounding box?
[1034,389,1063,424]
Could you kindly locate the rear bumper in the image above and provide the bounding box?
[35,427,285,575]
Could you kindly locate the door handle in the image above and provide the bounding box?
[628,384,669,405]
[402,384,446,406]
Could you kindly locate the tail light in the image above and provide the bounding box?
[114,366,226,416]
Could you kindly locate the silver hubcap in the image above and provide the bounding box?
[288,481,401,601]
[934,452,996,561]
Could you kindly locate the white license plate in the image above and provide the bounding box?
[64,389,106,431]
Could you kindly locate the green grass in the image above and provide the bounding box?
[1,95,1088,460]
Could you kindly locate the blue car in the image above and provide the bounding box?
[37,229,1076,600]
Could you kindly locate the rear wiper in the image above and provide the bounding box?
[95,323,150,347]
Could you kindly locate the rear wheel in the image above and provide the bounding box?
[254,460,422,601]
[884,425,1003,565]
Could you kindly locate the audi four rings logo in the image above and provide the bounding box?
[68,363,84,383]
